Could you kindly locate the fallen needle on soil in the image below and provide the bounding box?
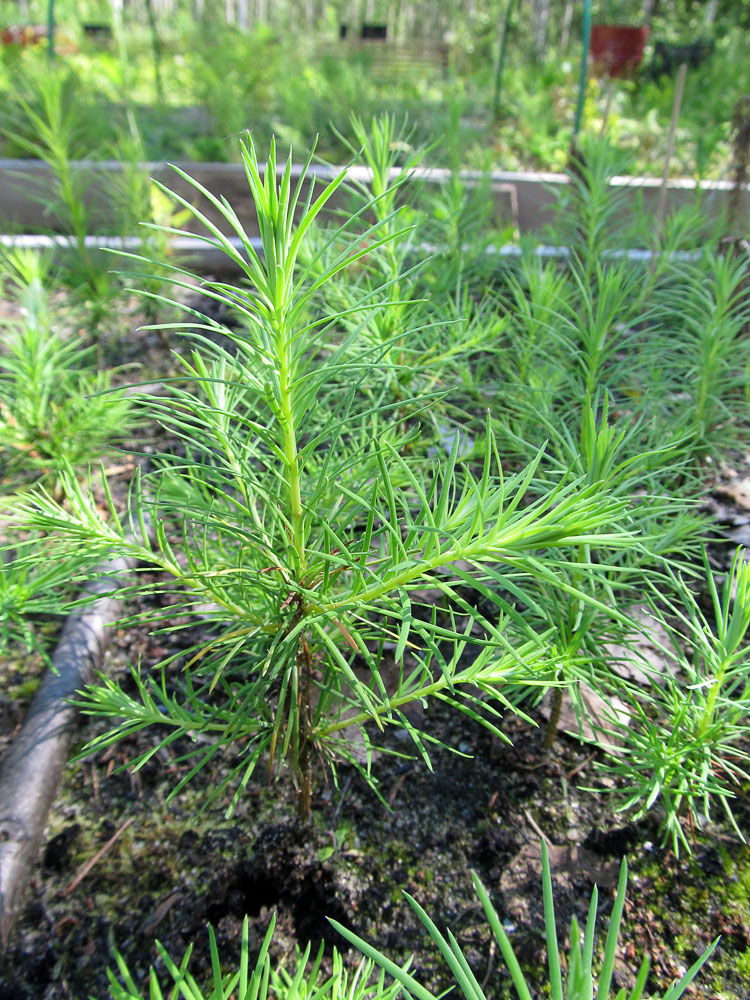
[65,816,134,896]
[524,808,553,847]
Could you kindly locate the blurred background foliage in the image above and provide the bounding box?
[0,0,748,175]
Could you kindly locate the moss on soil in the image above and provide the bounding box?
[626,836,750,999]
[2,683,749,1000]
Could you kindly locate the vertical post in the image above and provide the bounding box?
[46,0,54,61]
[729,95,750,235]
[656,62,688,230]
[572,0,592,143]
[492,0,515,122]
[599,77,615,137]
[144,0,165,103]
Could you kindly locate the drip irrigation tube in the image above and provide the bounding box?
[0,550,140,947]
[0,233,707,273]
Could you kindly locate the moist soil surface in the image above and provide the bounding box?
[1,295,750,1000]
[2,663,750,1000]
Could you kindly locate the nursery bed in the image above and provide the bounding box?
[3,110,750,1000]
[0,593,749,1000]
[1,295,750,1000]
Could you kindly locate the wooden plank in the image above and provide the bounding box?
[0,159,746,238]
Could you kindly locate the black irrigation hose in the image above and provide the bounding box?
[0,551,139,947]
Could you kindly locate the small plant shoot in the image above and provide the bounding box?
[6,133,640,824]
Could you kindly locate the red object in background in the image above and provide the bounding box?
[1,24,47,47]
[590,25,649,78]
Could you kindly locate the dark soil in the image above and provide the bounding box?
[1,295,750,1000]
[2,612,749,1000]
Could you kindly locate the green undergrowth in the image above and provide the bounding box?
[1,111,749,999]
[629,837,750,998]
[1,13,749,178]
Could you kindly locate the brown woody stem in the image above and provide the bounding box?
[544,686,564,750]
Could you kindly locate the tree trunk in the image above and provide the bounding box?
[642,0,659,26]
[533,0,549,62]
[704,0,718,25]
[560,0,574,51]
[144,0,164,103]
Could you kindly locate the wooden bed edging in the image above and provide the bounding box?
[0,160,746,236]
